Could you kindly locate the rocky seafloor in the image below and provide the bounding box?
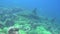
[0,7,60,34]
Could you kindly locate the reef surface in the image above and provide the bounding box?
[0,7,60,34]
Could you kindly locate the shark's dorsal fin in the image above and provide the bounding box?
[32,8,37,15]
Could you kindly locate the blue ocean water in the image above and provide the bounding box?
[0,0,60,23]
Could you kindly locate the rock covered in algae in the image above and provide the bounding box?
[7,26,19,34]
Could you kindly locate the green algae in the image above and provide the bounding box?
[19,30,26,34]
[36,26,51,34]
